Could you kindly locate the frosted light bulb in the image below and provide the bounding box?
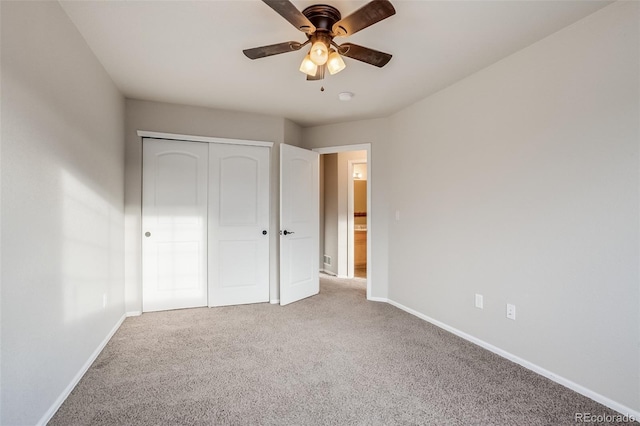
[327,50,346,75]
[299,54,318,76]
[309,41,328,66]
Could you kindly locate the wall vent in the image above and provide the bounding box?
[323,255,331,265]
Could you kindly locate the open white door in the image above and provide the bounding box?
[280,144,319,305]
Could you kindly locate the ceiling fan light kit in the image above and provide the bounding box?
[243,0,396,81]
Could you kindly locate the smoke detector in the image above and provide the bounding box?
[338,92,354,101]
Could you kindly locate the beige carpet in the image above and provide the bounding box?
[50,275,629,425]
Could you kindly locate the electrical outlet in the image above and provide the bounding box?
[103,293,107,309]
[475,294,483,309]
[395,210,401,221]
[506,303,516,320]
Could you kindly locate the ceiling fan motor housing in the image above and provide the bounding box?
[302,4,341,35]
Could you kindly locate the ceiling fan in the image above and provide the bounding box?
[243,0,396,80]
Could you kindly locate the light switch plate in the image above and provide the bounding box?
[475,294,483,309]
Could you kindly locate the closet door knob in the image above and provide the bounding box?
[145,232,151,237]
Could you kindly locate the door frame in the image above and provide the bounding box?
[313,143,372,300]
[138,131,273,148]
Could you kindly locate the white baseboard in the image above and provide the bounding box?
[270,299,280,305]
[320,269,337,276]
[386,299,639,420]
[126,310,141,317]
[367,296,388,303]
[37,313,126,426]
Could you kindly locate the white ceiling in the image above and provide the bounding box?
[59,0,611,127]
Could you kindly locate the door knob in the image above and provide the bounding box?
[262,230,268,235]
[283,230,295,236]
[145,232,151,237]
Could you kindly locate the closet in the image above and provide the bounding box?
[141,138,270,312]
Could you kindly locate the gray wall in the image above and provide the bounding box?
[303,1,639,413]
[323,154,338,275]
[1,2,126,424]
[387,1,638,409]
[124,99,301,310]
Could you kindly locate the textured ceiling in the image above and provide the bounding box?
[60,0,612,127]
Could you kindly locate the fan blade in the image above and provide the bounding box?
[338,43,392,67]
[243,41,303,59]
[262,0,316,34]
[306,64,325,81]
[332,0,396,37]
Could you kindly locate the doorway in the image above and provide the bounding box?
[352,163,367,278]
[314,144,372,299]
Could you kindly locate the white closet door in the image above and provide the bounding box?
[142,139,209,312]
[279,144,319,305]
[208,144,270,306]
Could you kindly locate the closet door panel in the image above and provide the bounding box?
[142,139,208,312]
[209,144,270,306]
